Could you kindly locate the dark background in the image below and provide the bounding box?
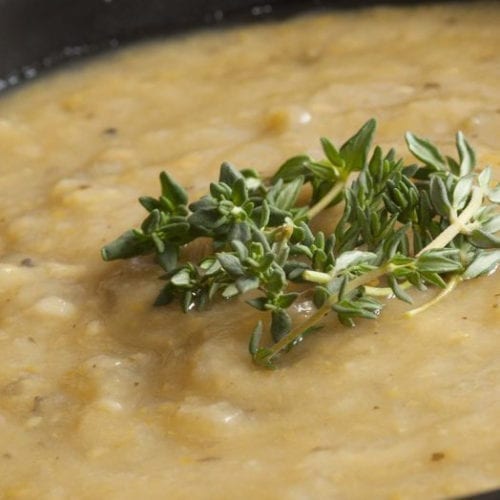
[0,0,465,89]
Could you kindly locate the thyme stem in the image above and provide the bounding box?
[262,265,390,363]
[306,180,346,219]
[364,281,412,297]
[417,186,483,256]
[405,274,461,317]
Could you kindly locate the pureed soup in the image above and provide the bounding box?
[0,2,499,499]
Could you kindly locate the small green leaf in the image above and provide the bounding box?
[339,118,376,173]
[258,200,271,228]
[314,231,325,249]
[249,321,263,355]
[368,145,384,176]
[276,292,299,309]
[335,250,377,273]
[101,229,153,260]
[272,155,311,182]
[430,176,452,217]
[141,209,161,233]
[246,297,268,311]
[171,268,192,287]
[387,274,413,304]
[452,175,474,211]
[320,137,343,166]
[228,222,251,244]
[188,209,223,232]
[446,156,460,176]
[284,261,310,281]
[488,186,500,204]
[271,309,292,343]
[241,168,262,191]
[236,276,260,294]
[231,178,248,206]
[157,243,178,272]
[159,171,188,206]
[481,214,500,234]
[152,233,165,253]
[405,132,446,171]
[203,258,222,276]
[456,131,475,176]
[478,167,492,190]
[266,267,287,295]
[219,162,244,187]
[313,286,329,308]
[189,195,218,211]
[463,250,500,279]
[182,290,195,312]
[332,296,382,321]
[417,249,462,273]
[308,161,339,181]
[217,253,245,277]
[139,196,160,212]
[468,229,500,249]
[222,283,239,298]
[232,240,249,261]
[271,176,304,211]
[255,253,275,272]
[420,271,447,288]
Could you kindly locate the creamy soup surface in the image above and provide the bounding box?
[0,3,499,499]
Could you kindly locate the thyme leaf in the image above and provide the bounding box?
[102,120,500,368]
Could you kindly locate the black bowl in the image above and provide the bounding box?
[0,0,468,91]
[0,1,498,499]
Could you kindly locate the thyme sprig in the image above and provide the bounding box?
[102,120,500,368]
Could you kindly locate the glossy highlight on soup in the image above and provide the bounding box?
[0,2,499,498]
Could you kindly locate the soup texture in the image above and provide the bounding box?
[0,3,499,499]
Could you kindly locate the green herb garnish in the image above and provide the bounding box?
[101,119,500,368]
